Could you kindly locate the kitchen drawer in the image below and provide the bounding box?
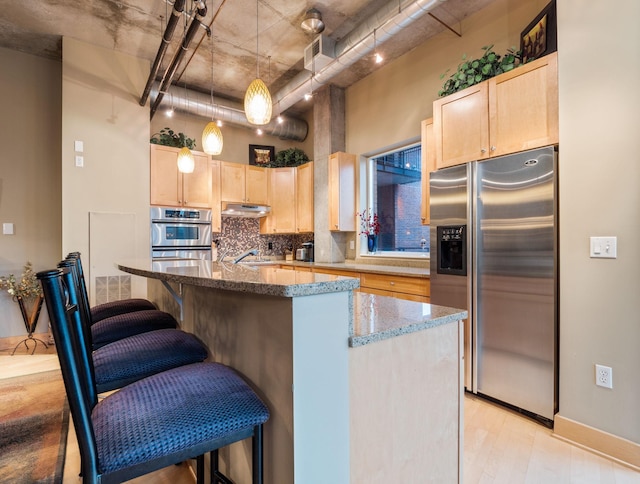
[313,267,360,278]
[293,266,313,272]
[360,273,430,297]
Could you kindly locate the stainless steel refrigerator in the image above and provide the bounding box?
[429,146,558,424]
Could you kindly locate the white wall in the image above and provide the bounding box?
[556,0,640,443]
[0,47,61,337]
[61,38,150,302]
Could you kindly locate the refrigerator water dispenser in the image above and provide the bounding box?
[436,225,467,276]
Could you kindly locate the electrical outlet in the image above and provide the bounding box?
[595,364,613,389]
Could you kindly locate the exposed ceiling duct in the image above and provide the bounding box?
[152,87,309,142]
[139,0,186,107]
[149,0,208,119]
[154,0,448,141]
[273,0,450,114]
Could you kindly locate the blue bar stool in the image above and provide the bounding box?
[38,267,269,484]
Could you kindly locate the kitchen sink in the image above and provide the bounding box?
[235,260,278,266]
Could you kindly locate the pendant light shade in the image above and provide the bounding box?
[244,78,273,125]
[177,147,195,173]
[244,0,272,126]
[202,121,224,155]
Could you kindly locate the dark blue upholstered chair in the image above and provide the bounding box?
[60,257,178,349]
[38,267,269,484]
[67,253,156,323]
[57,259,208,393]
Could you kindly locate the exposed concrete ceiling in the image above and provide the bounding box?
[0,0,493,117]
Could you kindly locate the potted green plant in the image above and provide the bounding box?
[438,45,521,97]
[272,147,310,168]
[150,127,197,149]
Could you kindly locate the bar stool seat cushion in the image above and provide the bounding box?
[93,329,209,393]
[90,298,157,324]
[92,362,270,476]
[91,310,177,349]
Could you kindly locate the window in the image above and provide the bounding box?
[363,143,429,257]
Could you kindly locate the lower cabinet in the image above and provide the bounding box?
[360,273,430,303]
[292,266,430,302]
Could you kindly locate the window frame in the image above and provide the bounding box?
[359,141,430,260]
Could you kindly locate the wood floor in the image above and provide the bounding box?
[2,336,639,484]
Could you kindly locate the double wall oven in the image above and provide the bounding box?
[150,206,212,260]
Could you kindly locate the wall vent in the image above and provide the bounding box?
[304,35,335,71]
[94,275,132,305]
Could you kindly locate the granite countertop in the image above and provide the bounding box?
[117,259,465,348]
[117,258,359,298]
[350,292,467,347]
[279,260,430,278]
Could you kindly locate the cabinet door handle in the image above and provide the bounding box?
[480,148,487,154]
[390,281,395,286]
[490,146,496,151]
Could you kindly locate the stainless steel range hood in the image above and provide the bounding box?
[221,203,271,218]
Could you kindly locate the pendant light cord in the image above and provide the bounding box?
[256,0,260,79]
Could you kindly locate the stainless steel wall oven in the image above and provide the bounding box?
[150,206,212,260]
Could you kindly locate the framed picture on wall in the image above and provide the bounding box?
[520,0,557,63]
[249,144,275,166]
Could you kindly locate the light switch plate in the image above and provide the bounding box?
[3,223,14,235]
[75,155,84,167]
[74,140,84,152]
[590,236,617,258]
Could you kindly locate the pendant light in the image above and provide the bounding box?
[244,0,272,125]
[177,147,195,173]
[202,21,223,155]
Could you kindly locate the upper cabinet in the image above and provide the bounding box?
[421,118,436,225]
[220,162,268,205]
[210,159,222,233]
[260,163,314,235]
[150,144,211,208]
[329,152,356,232]
[261,167,297,234]
[433,52,558,169]
[296,161,314,233]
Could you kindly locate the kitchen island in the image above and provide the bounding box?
[117,259,466,484]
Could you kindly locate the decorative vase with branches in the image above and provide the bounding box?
[0,261,48,354]
[357,209,381,253]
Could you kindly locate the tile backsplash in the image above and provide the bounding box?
[214,217,313,260]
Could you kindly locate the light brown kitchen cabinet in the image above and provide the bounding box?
[296,161,314,233]
[261,167,296,234]
[421,118,436,225]
[328,152,356,232]
[360,272,430,303]
[433,52,558,168]
[150,144,211,208]
[210,159,222,232]
[220,162,269,204]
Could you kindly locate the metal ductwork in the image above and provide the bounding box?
[151,88,309,142]
[149,1,208,119]
[273,0,449,114]
[147,0,446,141]
[139,0,186,107]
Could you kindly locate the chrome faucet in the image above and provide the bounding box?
[217,247,230,262]
[232,248,259,264]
